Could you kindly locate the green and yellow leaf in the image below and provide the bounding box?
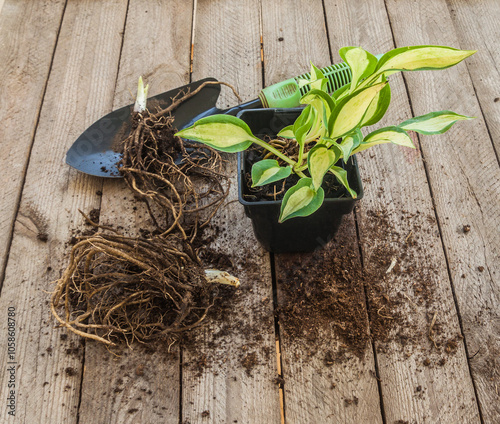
[293,105,313,142]
[277,125,295,139]
[307,145,339,190]
[329,82,387,138]
[376,45,476,74]
[339,129,362,161]
[279,178,324,223]
[353,126,415,154]
[359,75,391,127]
[398,110,474,135]
[329,165,357,198]
[309,62,328,91]
[175,114,259,153]
[339,47,378,92]
[251,160,292,187]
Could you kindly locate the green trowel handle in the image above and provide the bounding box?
[259,62,352,108]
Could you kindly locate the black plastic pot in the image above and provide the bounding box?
[237,108,364,253]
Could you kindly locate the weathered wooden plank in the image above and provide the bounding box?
[0,1,127,422]
[325,1,481,422]
[261,0,383,422]
[181,1,281,423]
[0,0,66,285]
[446,0,500,157]
[275,219,383,424]
[78,1,193,423]
[377,0,499,421]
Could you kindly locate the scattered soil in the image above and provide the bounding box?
[52,81,463,391]
[277,245,369,360]
[65,367,77,377]
[37,232,49,242]
[271,206,463,368]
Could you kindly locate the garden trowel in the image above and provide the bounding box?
[66,62,353,177]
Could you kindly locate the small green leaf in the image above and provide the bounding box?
[376,45,476,74]
[300,89,335,134]
[175,114,259,153]
[310,62,325,80]
[297,78,310,88]
[353,126,415,154]
[294,106,317,146]
[251,160,292,187]
[339,129,362,161]
[293,105,312,138]
[339,47,378,92]
[399,110,474,135]
[329,82,387,138]
[277,125,295,139]
[329,165,357,198]
[321,137,343,157]
[279,178,325,222]
[307,145,339,190]
[309,63,328,91]
[300,89,335,114]
[359,75,392,127]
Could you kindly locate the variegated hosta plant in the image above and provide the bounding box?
[176,45,475,222]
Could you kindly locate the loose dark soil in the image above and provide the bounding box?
[271,206,462,368]
[277,245,369,360]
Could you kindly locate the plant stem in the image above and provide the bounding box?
[295,142,305,172]
[252,138,296,166]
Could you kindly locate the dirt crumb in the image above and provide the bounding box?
[65,367,77,377]
[344,396,359,407]
[37,232,49,242]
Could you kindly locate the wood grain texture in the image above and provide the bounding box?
[446,0,500,158]
[0,0,66,286]
[182,1,281,423]
[0,1,127,422]
[262,1,382,422]
[384,0,500,422]
[78,1,193,423]
[261,0,331,82]
[275,219,383,424]
[325,0,481,422]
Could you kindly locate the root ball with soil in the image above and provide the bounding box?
[51,230,215,346]
[51,81,241,346]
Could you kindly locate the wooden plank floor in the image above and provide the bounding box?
[0,0,498,423]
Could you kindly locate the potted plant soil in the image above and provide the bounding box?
[177,45,476,253]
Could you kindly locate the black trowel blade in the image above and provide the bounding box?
[65,78,221,178]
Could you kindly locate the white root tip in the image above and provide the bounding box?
[386,257,397,274]
[204,269,240,288]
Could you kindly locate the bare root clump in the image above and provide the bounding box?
[51,231,214,346]
[119,82,238,242]
[51,82,241,346]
